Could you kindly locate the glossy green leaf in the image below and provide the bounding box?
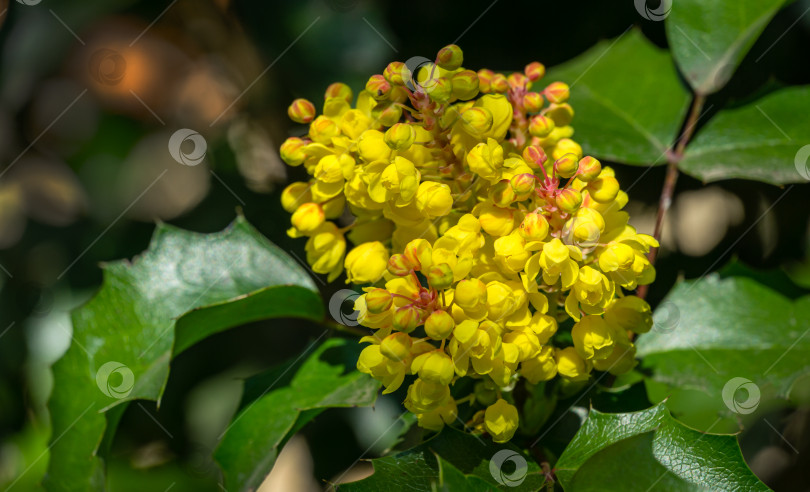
[45,217,324,492]
[679,86,810,184]
[214,337,379,492]
[555,403,767,491]
[339,426,547,491]
[637,274,810,421]
[666,0,785,94]
[546,29,690,166]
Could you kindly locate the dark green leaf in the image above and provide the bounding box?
[555,403,767,491]
[546,29,690,166]
[666,0,785,94]
[214,337,379,492]
[45,217,324,492]
[637,274,810,422]
[679,86,810,184]
[338,426,547,491]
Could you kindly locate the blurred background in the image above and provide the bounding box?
[0,0,809,490]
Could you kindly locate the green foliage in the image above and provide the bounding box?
[555,404,768,491]
[45,217,324,491]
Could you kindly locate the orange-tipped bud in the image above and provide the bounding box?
[554,153,579,179]
[366,288,394,314]
[387,253,412,276]
[523,92,544,113]
[460,107,493,137]
[393,305,421,333]
[524,61,546,82]
[519,212,549,241]
[384,61,406,85]
[544,81,570,104]
[427,263,454,290]
[404,239,432,271]
[324,82,353,103]
[523,145,548,168]
[510,173,536,199]
[490,73,508,93]
[556,188,583,214]
[437,44,464,71]
[528,115,555,138]
[366,74,392,100]
[287,98,316,124]
[451,70,479,100]
[279,137,307,166]
[577,156,602,182]
[477,69,494,93]
[507,72,528,90]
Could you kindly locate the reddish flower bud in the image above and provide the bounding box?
[523,92,544,113]
[324,82,353,103]
[437,44,464,71]
[384,61,405,85]
[491,73,508,93]
[528,115,555,138]
[366,74,392,100]
[578,156,602,182]
[554,153,579,179]
[366,288,393,314]
[523,145,548,168]
[556,188,583,213]
[387,253,412,276]
[544,81,570,104]
[287,98,316,124]
[524,61,546,82]
[477,69,494,93]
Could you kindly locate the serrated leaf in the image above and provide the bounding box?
[214,337,379,492]
[637,274,810,422]
[45,217,324,492]
[555,403,768,491]
[338,426,547,491]
[666,0,786,94]
[546,29,690,166]
[679,86,810,184]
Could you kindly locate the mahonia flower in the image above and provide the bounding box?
[279,44,657,442]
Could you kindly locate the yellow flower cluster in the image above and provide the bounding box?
[279,44,657,443]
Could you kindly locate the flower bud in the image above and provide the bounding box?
[556,189,582,214]
[577,156,602,182]
[528,114,555,137]
[404,238,433,271]
[451,70,479,100]
[437,44,463,71]
[426,263,454,290]
[365,288,393,314]
[523,92,543,113]
[324,82,353,103]
[554,153,579,178]
[387,253,412,276]
[426,77,453,103]
[393,304,421,333]
[519,212,549,241]
[490,73,508,93]
[384,61,405,85]
[488,180,516,207]
[523,145,548,168]
[588,175,620,203]
[308,115,340,144]
[384,123,416,151]
[291,203,325,233]
[281,182,312,213]
[345,241,389,284]
[547,103,574,126]
[424,309,455,339]
[375,103,403,127]
[366,74,392,100]
[460,107,494,137]
[484,399,518,443]
[287,98,316,124]
[507,72,528,90]
[454,278,487,311]
[544,81,570,104]
[413,350,455,385]
[477,69,494,93]
[510,173,535,199]
[279,137,307,166]
[416,182,453,218]
[524,61,546,82]
[380,332,412,361]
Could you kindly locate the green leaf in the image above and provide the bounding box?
[666,0,785,94]
[555,403,768,491]
[679,86,810,184]
[339,426,547,491]
[637,274,810,421]
[214,337,379,492]
[546,29,690,166]
[45,217,324,492]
